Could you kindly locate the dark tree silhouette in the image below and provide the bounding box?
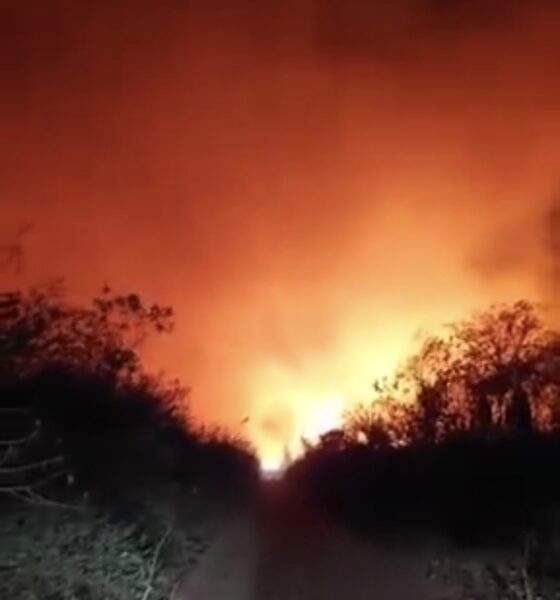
[0,283,258,503]
[1,284,173,382]
[287,301,560,539]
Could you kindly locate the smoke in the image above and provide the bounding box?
[1,0,560,462]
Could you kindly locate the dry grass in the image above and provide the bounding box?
[0,499,211,600]
[428,531,560,600]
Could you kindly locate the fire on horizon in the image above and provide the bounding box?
[1,0,560,467]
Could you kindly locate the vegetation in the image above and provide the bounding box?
[425,524,560,599]
[0,283,258,599]
[287,301,560,541]
[285,300,560,596]
[3,250,560,597]
[1,507,174,600]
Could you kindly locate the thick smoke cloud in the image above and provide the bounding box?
[1,0,559,463]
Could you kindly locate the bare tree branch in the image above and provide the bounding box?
[0,455,64,475]
[141,527,172,600]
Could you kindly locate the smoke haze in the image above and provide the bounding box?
[1,0,559,462]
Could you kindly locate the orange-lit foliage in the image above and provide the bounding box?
[340,301,560,448]
[287,302,560,538]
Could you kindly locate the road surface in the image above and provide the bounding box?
[175,482,445,599]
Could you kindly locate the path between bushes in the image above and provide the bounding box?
[173,483,447,600]
[171,513,258,600]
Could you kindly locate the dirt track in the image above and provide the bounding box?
[175,482,445,600]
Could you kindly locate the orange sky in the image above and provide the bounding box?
[1,1,560,466]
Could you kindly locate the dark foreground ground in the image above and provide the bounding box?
[4,480,552,599]
[176,481,450,599]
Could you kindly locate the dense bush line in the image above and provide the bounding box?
[0,284,258,598]
[286,301,560,542]
[0,285,258,499]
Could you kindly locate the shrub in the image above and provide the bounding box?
[286,301,560,541]
[0,505,183,600]
[0,282,258,598]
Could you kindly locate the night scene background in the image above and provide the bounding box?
[1,1,560,598]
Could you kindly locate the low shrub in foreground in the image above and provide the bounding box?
[0,284,259,598]
[0,504,188,600]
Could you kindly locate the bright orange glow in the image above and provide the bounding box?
[246,275,540,467]
[1,2,558,467]
[302,394,345,441]
[247,335,407,467]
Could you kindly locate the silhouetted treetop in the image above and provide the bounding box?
[341,300,560,448]
[1,284,173,381]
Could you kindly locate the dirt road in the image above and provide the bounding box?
[176,482,445,599]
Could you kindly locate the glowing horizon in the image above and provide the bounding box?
[1,1,558,469]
